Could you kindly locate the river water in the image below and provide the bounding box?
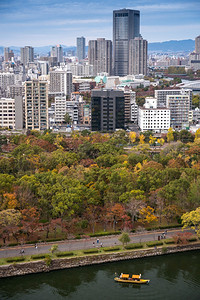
[0,250,200,300]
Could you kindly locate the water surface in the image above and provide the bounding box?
[0,250,199,300]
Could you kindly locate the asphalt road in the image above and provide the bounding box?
[0,228,194,258]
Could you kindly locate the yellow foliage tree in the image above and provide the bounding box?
[181,207,200,237]
[139,206,158,224]
[139,134,145,144]
[149,135,157,146]
[167,127,174,143]
[129,131,137,143]
[1,193,18,210]
[195,128,200,141]
[157,138,165,146]
[54,135,64,150]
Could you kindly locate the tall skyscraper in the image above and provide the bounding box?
[4,47,14,62]
[77,37,85,61]
[195,35,200,53]
[91,89,124,131]
[50,45,63,64]
[25,80,48,130]
[129,36,148,75]
[113,8,140,76]
[88,38,112,75]
[20,46,34,66]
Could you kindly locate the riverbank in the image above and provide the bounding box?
[0,242,200,279]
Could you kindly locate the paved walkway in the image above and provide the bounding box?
[0,228,194,258]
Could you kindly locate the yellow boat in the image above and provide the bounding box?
[114,273,150,284]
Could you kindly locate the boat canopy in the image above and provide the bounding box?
[121,274,129,279]
[132,274,141,279]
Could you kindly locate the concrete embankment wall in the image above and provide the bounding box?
[0,243,200,279]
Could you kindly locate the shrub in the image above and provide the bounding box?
[146,241,163,247]
[83,249,99,254]
[187,237,197,242]
[45,255,52,267]
[6,257,25,263]
[8,243,18,247]
[162,247,168,254]
[103,246,120,252]
[56,251,74,257]
[89,231,121,237]
[26,240,39,245]
[164,239,175,244]
[125,243,143,250]
[75,235,82,239]
[31,254,47,260]
[43,238,64,243]
[173,232,192,244]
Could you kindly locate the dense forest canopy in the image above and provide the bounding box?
[0,129,200,243]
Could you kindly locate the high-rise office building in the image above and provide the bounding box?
[91,89,124,131]
[113,8,140,76]
[20,46,34,66]
[77,37,85,61]
[56,45,63,63]
[4,48,14,62]
[50,45,63,63]
[88,38,112,75]
[25,80,48,130]
[129,36,148,75]
[195,35,200,53]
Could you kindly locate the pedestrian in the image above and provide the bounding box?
[21,249,24,254]
[100,242,103,247]
[35,243,38,249]
[93,242,95,247]
[97,239,99,244]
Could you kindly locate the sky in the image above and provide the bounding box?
[0,0,200,47]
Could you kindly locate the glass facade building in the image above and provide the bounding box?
[77,37,85,61]
[113,9,140,76]
[91,89,125,131]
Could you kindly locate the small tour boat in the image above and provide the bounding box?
[114,273,150,284]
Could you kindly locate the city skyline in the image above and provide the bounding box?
[0,0,200,47]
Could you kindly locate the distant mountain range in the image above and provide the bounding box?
[148,39,195,53]
[0,39,195,56]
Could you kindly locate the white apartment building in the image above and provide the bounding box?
[49,70,72,96]
[0,97,23,129]
[0,98,15,129]
[138,98,170,132]
[124,91,137,123]
[68,63,94,77]
[166,94,190,130]
[155,89,192,109]
[66,101,79,124]
[54,95,79,124]
[55,95,66,123]
[0,72,15,93]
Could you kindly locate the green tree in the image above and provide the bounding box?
[192,95,200,108]
[119,232,130,247]
[64,113,72,124]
